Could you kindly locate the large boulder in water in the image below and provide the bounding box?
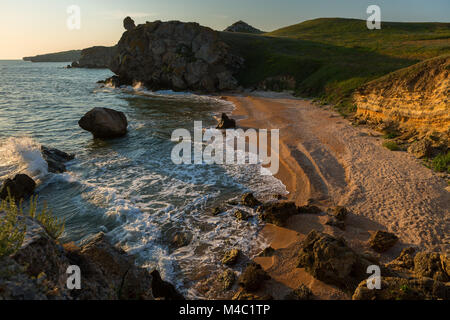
[216,113,236,129]
[78,107,128,139]
[0,174,36,201]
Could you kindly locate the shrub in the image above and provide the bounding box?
[383,141,401,151]
[0,194,26,258]
[431,152,450,173]
[28,196,65,240]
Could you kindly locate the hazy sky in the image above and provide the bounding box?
[1,0,449,59]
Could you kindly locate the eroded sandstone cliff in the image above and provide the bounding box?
[353,55,450,143]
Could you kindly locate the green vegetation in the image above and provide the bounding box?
[220,18,450,116]
[431,152,450,173]
[0,193,65,258]
[28,196,65,240]
[0,195,26,258]
[383,141,401,151]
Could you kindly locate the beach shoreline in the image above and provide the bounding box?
[220,92,449,299]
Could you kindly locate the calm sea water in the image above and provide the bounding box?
[0,60,286,297]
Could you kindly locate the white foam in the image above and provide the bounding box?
[0,137,48,181]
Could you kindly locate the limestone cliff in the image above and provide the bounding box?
[71,46,116,69]
[108,18,244,92]
[353,55,449,143]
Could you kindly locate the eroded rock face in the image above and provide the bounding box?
[0,174,36,201]
[241,193,261,207]
[353,55,450,146]
[71,46,117,69]
[238,263,270,292]
[78,107,128,139]
[123,17,136,31]
[109,20,244,92]
[414,252,449,282]
[297,230,373,292]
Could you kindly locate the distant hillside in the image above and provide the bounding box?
[23,50,82,62]
[266,18,450,60]
[224,21,263,34]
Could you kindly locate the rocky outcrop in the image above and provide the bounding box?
[78,107,128,139]
[240,193,261,207]
[256,201,298,226]
[414,252,449,282]
[123,17,136,31]
[108,19,244,92]
[23,50,81,63]
[0,216,180,300]
[222,249,240,266]
[0,174,36,201]
[238,263,270,292]
[297,230,375,293]
[352,277,450,300]
[71,46,116,69]
[224,21,263,34]
[353,55,450,147]
[368,230,399,253]
[41,146,75,174]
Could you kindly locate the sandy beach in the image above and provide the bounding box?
[223,93,449,299]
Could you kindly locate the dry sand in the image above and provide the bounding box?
[222,93,449,299]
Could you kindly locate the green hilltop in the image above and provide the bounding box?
[220,18,450,116]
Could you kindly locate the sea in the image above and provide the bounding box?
[0,60,287,298]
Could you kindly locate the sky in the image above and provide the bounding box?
[0,0,449,59]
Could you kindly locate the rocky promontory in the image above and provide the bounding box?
[108,18,244,92]
[70,46,117,69]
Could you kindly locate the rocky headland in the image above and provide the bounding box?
[23,50,82,63]
[105,18,244,92]
[70,46,117,69]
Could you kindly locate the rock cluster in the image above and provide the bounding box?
[0,217,182,300]
[109,19,244,92]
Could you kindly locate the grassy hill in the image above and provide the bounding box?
[266,18,450,60]
[23,50,82,63]
[220,18,450,116]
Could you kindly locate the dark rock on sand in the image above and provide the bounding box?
[238,262,270,292]
[414,252,449,282]
[150,270,184,300]
[284,284,313,300]
[216,113,236,129]
[41,146,75,173]
[232,290,273,300]
[331,206,348,221]
[241,193,261,207]
[387,247,417,270]
[78,107,128,139]
[368,230,399,253]
[352,277,450,300]
[297,205,322,214]
[325,216,346,230]
[297,230,373,292]
[257,246,275,257]
[0,174,36,201]
[222,249,240,266]
[257,201,298,226]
